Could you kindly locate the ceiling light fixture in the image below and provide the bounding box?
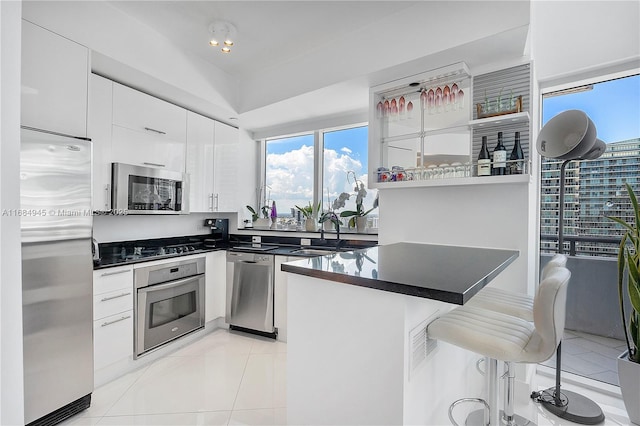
[208,20,237,53]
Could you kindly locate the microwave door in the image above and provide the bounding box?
[112,163,187,214]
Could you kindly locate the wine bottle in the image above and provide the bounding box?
[509,131,524,174]
[477,136,491,176]
[492,131,507,175]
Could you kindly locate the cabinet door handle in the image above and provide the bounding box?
[104,184,110,210]
[214,194,219,211]
[209,193,214,211]
[101,315,131,328]
[100,269,132,277]
[143,127,166,135]
[100,292,131,302]
[142,162,166,168]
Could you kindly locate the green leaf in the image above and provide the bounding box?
[339,210,358,218]
[628,250,640,315]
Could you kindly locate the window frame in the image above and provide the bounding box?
[259,122,370,227]
[538,67,640,257]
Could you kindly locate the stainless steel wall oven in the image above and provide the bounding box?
[134,257,205,358]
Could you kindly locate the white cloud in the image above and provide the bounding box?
[266,145,378,217]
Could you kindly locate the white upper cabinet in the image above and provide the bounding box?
[112,83,187,143]
[186,114,239,213]
[213,121,239,212]
[186,112,215,213]
[88,74,114,211]
[21,20,89,137]
[111,83,187,172]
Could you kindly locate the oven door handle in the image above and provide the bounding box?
[138,274,204,294]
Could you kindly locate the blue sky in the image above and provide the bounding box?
[542,74,640,143]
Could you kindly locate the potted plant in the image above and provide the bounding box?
[246,205,270,228]
[296,201,321,232]
[339,172,378,233]
[607,182,640,423]
[319,190,348,232]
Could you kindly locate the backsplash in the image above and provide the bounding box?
[93,212,238,243]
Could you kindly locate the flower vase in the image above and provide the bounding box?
[254,218,270,229]
[618,351,640,424]
[356,216,367,233]
[305,218,316,232]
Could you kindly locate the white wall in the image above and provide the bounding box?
[378,183,531,293]
[0,1,25,424]
[532,1,639,83]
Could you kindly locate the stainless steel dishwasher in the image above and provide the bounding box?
[226,251,277,338]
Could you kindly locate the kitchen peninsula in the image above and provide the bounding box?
[282,242,518,425]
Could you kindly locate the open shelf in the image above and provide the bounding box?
[469,111,530,129]
[375,173,531,189]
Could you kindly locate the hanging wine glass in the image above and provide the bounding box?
[398,96,406,119]
[383,99,390,117]
[376,101,384,119]
[390,98,398,120]
[406,101,414,119]
[443,84,450,112]
[457,89,464,110]
[427,87,435,113]
[435,87,443,113]
[451,82,459,106]
[420,90,428,110]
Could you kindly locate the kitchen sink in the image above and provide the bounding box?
[290,248,336,256]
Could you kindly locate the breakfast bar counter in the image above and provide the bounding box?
[281,242,518,304]
[282,242,519,425]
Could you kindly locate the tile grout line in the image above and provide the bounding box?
[95,363,153,421]
[227,343,255,426]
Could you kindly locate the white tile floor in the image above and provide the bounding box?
[61,329,631,426]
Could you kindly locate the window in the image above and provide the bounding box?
[265,134,314,218]
[540,73,640,257]
[539,72,639,387]
[263,124,377,232]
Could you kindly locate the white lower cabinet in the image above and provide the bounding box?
[92,265,134,385]
[205,251,227,323]
[274,256,291,342]
[93,311,133,371]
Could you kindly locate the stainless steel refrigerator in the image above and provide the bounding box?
[21,127,93,425]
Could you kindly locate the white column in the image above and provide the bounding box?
[0,1,25,424]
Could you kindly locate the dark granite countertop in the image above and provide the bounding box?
[281,242,519,305]
[95,234,377,269]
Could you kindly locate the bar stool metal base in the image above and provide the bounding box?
[539,389,605,425]
[466,409,535,426]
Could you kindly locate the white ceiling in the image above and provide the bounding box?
[107,1,415,80]
[23,1,531,134]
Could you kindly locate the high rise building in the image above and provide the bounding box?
[540,138,640,256]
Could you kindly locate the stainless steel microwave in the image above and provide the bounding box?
[112,163,189,214]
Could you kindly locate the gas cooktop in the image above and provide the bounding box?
[97,239,210,267]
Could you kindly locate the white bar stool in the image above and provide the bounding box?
[427,267,571,426]
[466,254,567,320]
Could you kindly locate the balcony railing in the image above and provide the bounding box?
[540,234,621,257]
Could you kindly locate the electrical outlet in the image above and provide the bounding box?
[252,236,261,243]
[301,238,311,246]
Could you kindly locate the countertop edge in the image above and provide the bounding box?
[282,245,520,305]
